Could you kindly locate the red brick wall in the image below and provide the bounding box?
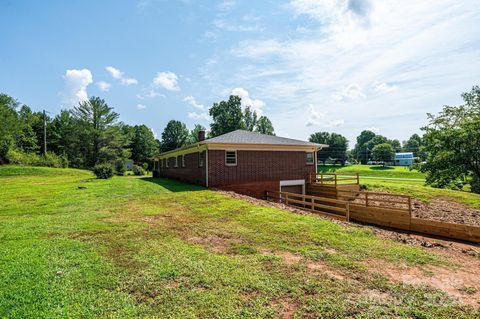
[208,150,315,197]
[158,151,206,186]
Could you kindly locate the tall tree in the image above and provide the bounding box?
[161,120,189,152]
[352,130,377,163]
[403,133,424,159]
[129,125,158,163]
[309,132,348,164]
[72,96,120,166]
[50,110,82,166]
[187,124,206,144]
[255,116,275,135]
[244,106,258,131]
[371,143,394,165]
[0,94,19,162]
[421,86,480,193]
[209,95,245,137]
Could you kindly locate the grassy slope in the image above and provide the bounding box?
[318,164,480,209]
[0,166,478,318]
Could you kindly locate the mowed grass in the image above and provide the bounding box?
[318,164,480,209]
[0,166,478,318]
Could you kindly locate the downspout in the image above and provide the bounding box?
[205,145,209,188]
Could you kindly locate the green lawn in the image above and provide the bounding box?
[318,164,480,209]
[0,166,478,318]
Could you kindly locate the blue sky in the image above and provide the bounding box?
[1,0,479,146]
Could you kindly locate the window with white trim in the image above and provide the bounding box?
[174,157,178,168]
[165,158,169,168]
[306,152,314,165]
[181,155,185,167]
[225,150,237,166]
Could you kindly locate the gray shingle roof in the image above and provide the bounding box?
[201,130,326,147]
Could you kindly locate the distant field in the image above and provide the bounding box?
[318,164,480,209]
[1,166,478,318]
[317,164,426,179]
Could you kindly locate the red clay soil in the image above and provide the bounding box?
[413,197,480,227]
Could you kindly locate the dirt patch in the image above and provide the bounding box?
[262,250,346,281]
[413,197,480,227]
[366,253,480,307]
[272,299,298,319]
[185,235,242,253]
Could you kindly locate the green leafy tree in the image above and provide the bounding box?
[129,125,158,163]
[0,94,20,162]
[403,133,424,160]
[255,116,275,135]
[72,96,121,167]
[161,120,189,152]
[352,130,376,163]
[209,95,245,137]
[244,107,258,131]
[371,143,394,165]
[309,132,348,164]
[16,105,40,153]
[421,86,480,193]
[187,124,206,144]
[388,139,402,153]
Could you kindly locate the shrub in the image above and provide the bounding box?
[114,159,126,176]
[93,163,114,179]
[6,149,67,168]
[132,165,146,176]
[142,162,148,170]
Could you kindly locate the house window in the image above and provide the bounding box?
[198,151,205,167]
[174,157,178,168]
[306,152,314,165]
[225,151,237,166]
[160,159,163,168]
[181,155,185,168]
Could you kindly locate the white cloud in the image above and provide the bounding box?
[326,119,345,127]
[136,88,164,99]
[62,69,93,105]
[150,128,158,139]
[105,66,138,86]
[213,19,261,32]
[153,71,180,91]
[332,83,366,101]
[184,96,204,109]
[136,104,146,110]
[188,111,210,121]
[373,82,398,93]
[96,81,111,92]
[306,104,327,126]
[230,88,265,114]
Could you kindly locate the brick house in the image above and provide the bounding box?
[153,130,327,198]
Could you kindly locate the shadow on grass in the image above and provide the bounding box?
[140,177,206,193]
[369,166,395,171]
[317,165,344,173]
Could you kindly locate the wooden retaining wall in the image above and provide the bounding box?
[267,189,480,244]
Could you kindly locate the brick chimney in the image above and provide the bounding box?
[198,130,206,142]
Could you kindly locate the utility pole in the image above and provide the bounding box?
[43,110,47,155]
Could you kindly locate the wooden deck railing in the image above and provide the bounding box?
[265,190,350,221]
[309,173,360,186]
